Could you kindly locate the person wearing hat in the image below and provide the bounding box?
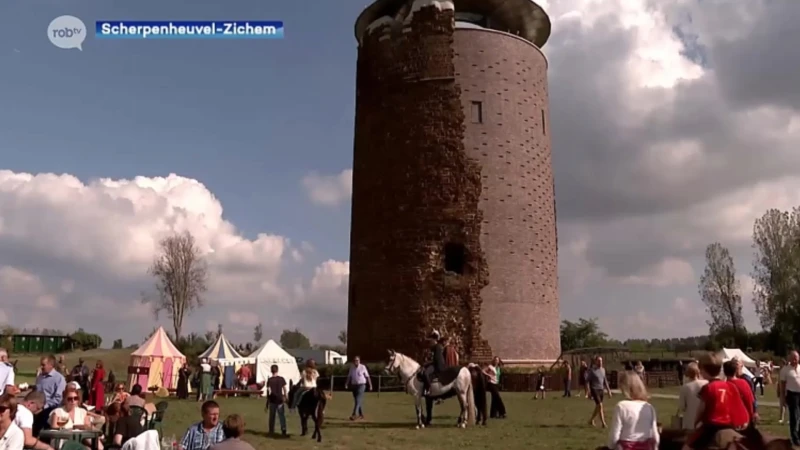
[422,330,446,396]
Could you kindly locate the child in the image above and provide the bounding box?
[533,367,546,399]
[682,353,749,450]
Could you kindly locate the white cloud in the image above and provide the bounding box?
[0,170,348,343]
[228,312,259,328]
[620,258,695,287]
[301,169,352,207]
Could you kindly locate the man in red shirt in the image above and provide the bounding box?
[683,353,750,450]
[723,360,755,422]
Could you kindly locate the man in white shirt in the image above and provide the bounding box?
[779,350,800,446]
[14,391,53,450]
[0,348,15,396]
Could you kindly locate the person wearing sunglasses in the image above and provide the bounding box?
[0,393,24,450]
[47,387,91,431]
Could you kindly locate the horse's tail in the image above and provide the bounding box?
[466,377,476,425]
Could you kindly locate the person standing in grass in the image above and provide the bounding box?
[562,361,572,398]
[588,356,612,428]
[265,365,287,436]
[344,356,371,421]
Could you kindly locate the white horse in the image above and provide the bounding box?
[384,349,476,429]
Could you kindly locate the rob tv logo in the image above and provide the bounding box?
[47,15,86,50]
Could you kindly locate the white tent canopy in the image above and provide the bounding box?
[250,339,301,394]
[718,348,757,366]
[717,347,757,378]
[199,333,254,366]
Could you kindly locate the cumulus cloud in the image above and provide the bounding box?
[536,0,800,338]
[301,169,353,207]
[0,171,348,344]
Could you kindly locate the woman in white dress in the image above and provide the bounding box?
[676,362,708,429]
[0,393,24,450]
[48,386,91,430]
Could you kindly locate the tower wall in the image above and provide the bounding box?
[347,1,559,364]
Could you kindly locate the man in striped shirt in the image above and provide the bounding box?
[179,400,225,450]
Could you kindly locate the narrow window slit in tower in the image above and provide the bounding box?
[444,243,466,274]
[541,109,547,135]
[471,101,483,124]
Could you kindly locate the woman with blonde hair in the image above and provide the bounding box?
[608,371,659,450]
[0,393,24,450]
[677,362,707,430]
[290,359,319,410]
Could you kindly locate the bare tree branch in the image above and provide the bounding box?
[142,231,209,340]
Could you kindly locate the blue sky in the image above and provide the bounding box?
[0,0,359,261]
[0,0,796,345]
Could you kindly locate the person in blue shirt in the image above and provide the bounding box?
[34,354,66,435]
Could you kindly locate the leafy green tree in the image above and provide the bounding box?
[559,318,608,351]
[253,323,263,344]
[112,339,124,349]
[699,242,745,335]
[280,328,311,349]
[70,328,102,350]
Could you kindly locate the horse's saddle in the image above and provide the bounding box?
[419,366,462,386]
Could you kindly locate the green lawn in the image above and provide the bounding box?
[149,392,790,450]
[12,349,132,384]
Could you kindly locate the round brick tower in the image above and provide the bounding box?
[347,0,558,366]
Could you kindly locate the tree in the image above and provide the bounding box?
[253,323,263,344]
[752,209,800,342]
[204,331,215,344]
[280,328,311,349]
[143,231,209,341]
[112,339,124,349]
[337,329,347,346]
[70,328,102,350]
[560,318,608,351]
[699,242,746,335]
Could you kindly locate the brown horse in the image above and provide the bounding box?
[287,383,329,442]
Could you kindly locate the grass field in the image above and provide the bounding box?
[10,350,792,449]
[12,349,132,384]
[138,392,789,450]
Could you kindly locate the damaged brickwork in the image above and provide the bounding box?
[347,5,492,364]
[347,3,560,365]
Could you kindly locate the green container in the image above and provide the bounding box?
[13,335,30,353]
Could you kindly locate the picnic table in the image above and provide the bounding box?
[40,429,103,450]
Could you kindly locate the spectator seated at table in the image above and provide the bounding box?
[16,391,55,450]
[49,386,91,430]
[108,384,128,405]
[48,385,101,449]
[104,402,144,448]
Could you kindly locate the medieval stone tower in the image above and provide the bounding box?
[346,0,559,366]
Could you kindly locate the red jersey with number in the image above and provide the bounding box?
[698,379,749,427]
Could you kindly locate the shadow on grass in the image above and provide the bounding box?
[322,421,422,430]
[244,429,292,440]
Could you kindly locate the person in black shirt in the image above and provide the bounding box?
[106,401,144,447]
[422,330,445,396]
[265,365,287,436]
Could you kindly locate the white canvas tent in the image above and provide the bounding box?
[251,339,301,395]
[718,348,757,366]
[199,333,253,366]
[718,347,757,378]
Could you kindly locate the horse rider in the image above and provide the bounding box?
[422,330,446,396]
[291,359,320,409]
